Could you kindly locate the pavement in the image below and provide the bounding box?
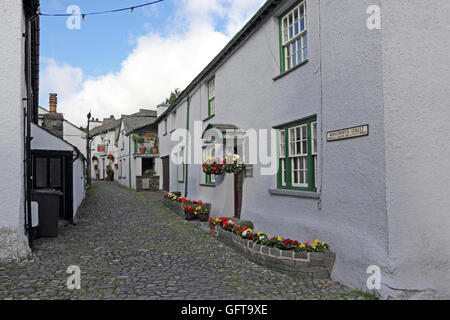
[0,181,370,300]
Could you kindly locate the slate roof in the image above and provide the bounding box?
[122,115,157,135]
[90,119,122,137]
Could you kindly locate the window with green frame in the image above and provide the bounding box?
[208,78,215,117]
[279,0,307,73]
[277,117,317,191]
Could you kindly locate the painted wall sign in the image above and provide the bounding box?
[327,125,369,142]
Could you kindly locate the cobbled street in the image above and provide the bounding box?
[0,182,366,300]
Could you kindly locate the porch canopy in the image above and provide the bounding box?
[202,123,247,157]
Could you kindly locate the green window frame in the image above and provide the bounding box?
[279,0,308,73]
[208,78,215,117]
[277,117,317,191]
[203,146,216,186]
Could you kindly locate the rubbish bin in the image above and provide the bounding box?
[31,189,63,238]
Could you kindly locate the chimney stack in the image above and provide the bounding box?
[49,93,57,113]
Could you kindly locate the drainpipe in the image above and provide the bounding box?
[184,94,191,198]
[129,134,132,189]
[24,14,39,249]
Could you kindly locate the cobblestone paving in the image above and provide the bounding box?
[0,181,367,300]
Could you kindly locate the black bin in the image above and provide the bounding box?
[31,189,63,238]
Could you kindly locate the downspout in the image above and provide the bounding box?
[184,94,191,198]
[129,134,132,189]
[24,14,39,249]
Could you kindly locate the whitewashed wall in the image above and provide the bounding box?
[63,121,87,158]
[381,0,450,299]
[0,0,31,262]
[90,130,119,181]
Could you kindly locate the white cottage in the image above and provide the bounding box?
[156,0,450,299]
[0,0,86,262]
[117,110,159,191]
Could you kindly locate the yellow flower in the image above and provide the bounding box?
[322,242,326,246]
[247,228,253,233]
[314,239,319,245]
[300,243,306,248]
[276,236,281,241]
[257,232,263,237]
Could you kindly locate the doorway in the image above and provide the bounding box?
[162,156,170,191]
[234,171,243,219]
[32,150,73,221]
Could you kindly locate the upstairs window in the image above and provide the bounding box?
[280,1,307,72]
[172,111,177,131]
[208,78,215,117]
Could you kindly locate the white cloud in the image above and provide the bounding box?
[39,0,266,126]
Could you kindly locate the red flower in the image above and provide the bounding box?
[198,200,203,204]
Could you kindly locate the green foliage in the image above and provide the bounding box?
[164,88,181,105]
[238,220,254,230]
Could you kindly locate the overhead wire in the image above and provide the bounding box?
[39,0,165,17]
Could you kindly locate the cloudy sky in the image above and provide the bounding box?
[39,0,266,126]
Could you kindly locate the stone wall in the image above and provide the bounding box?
[136,176,159,192]
[41,113,64,139]
[215,227,335,280]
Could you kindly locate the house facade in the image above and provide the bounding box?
[0,0,39,262]
[156,0,450,299]
[1,0,87,263]
[117,110,159,191]
[89,117,121,181]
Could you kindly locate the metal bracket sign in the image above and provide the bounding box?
[327,125,369,142]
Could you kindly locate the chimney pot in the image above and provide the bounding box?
[49,93,57,114]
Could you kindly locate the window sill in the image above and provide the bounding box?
[272,59,309,81]
[200,183,216,188]
[203,114,215,122]
[269,188,320,199]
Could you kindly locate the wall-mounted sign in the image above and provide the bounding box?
[327,125,369,142]
[97,145,106,152]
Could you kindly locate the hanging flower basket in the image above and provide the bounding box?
[92,156,98,161]
[114,163,118,169]
[107,154,115,161]
[223,154,244,174]
[202,158,225,175]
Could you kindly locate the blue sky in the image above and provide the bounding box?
[39,0,266,125]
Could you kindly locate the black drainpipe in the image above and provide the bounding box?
[24,13,39,249]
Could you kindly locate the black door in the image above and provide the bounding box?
[162,156,170,191]
[32,151,73,221]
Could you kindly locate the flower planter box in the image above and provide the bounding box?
[215,228,335,280]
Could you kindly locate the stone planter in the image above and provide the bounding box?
[215,228,335,280]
